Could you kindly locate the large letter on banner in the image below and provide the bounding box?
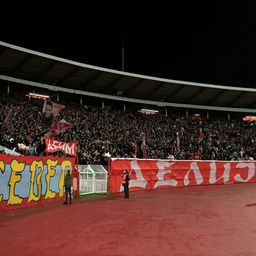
[130,160,148,189]
[209,162,231,184]
[120,160,147,191]
[8,160,25,205]
[28,160,44,202]
[154,161,178,188]
[184,162,203,186]
[234,162,255,182]
[45,159,57,199]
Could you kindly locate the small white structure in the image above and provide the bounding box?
[79,165,108,195]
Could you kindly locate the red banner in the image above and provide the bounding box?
[45,138,77,156]
[109,158,256,193]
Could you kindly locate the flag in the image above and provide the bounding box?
[2,108,13,130]
[140,132,147,158]
[199,128,204,143]
[42,100,65,127]
[134,143,137,158]
[43,100,65,118]
[176,131,180,151]
[45,119,72,138]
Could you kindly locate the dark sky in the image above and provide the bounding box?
[1,4,256,87]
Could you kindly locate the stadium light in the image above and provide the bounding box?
[192,113,201,120]
[26,92,50,100]
[138,108,159,115]
[242,115,256,122]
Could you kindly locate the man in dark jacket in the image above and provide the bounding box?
[63,170,72,204]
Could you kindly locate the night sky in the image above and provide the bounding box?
[1,4,256,88]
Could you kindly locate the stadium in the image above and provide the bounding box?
[1,39,256,255]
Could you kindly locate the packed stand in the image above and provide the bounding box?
[0,92,256,164]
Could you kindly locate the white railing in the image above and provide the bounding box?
[79,165,108,195]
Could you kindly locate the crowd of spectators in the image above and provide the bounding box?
[1,91,256,164]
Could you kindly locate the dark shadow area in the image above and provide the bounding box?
[246,203,256,207]
[0,201,64,223]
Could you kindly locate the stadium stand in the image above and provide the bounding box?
[1,41,256,164]
[0,85,256,164]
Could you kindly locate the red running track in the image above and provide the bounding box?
[1,183,256,256]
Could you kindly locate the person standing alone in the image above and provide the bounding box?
[122,170,130,199]
[63,169,72,204]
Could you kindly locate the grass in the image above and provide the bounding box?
[79,192,110,198]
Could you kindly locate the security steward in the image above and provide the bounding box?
[122,170,130,198]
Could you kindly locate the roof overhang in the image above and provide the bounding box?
[1,40,256,113]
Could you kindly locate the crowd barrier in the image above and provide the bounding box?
[0,154,76,210]
[2,156,255,210]
[109,158,256,192]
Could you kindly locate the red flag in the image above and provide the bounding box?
[176,132,180,151]
[42,100,65,127]
[45,119,72,138]
[199,128,204,143]
[134,143,137,158]
[2,108,13,130]
[43,100,65,118]
[140,132,147,158]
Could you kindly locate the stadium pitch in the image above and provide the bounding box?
[1,183,256,256]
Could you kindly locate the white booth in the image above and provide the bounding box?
[79,165,108,195]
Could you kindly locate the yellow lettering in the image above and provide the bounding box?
[45,159,57,199]
[59,160,72,197]
[28,160,44,202]
[0,161,5,202]
[8,160,25,205]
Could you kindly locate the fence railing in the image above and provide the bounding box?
[79,165,108,195]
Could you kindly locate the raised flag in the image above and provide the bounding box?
[140,132,147,158]
[45,119,72,138]
[2,108,13,130]
[176,131,180,151]
[42,100,65,127]
[199,128,204,144]
[134,142,137,158]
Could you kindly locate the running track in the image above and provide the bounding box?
[1,183,256,256]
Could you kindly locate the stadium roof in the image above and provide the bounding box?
[1,40,256,113]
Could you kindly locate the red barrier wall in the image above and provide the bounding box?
[109,158,256,192]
